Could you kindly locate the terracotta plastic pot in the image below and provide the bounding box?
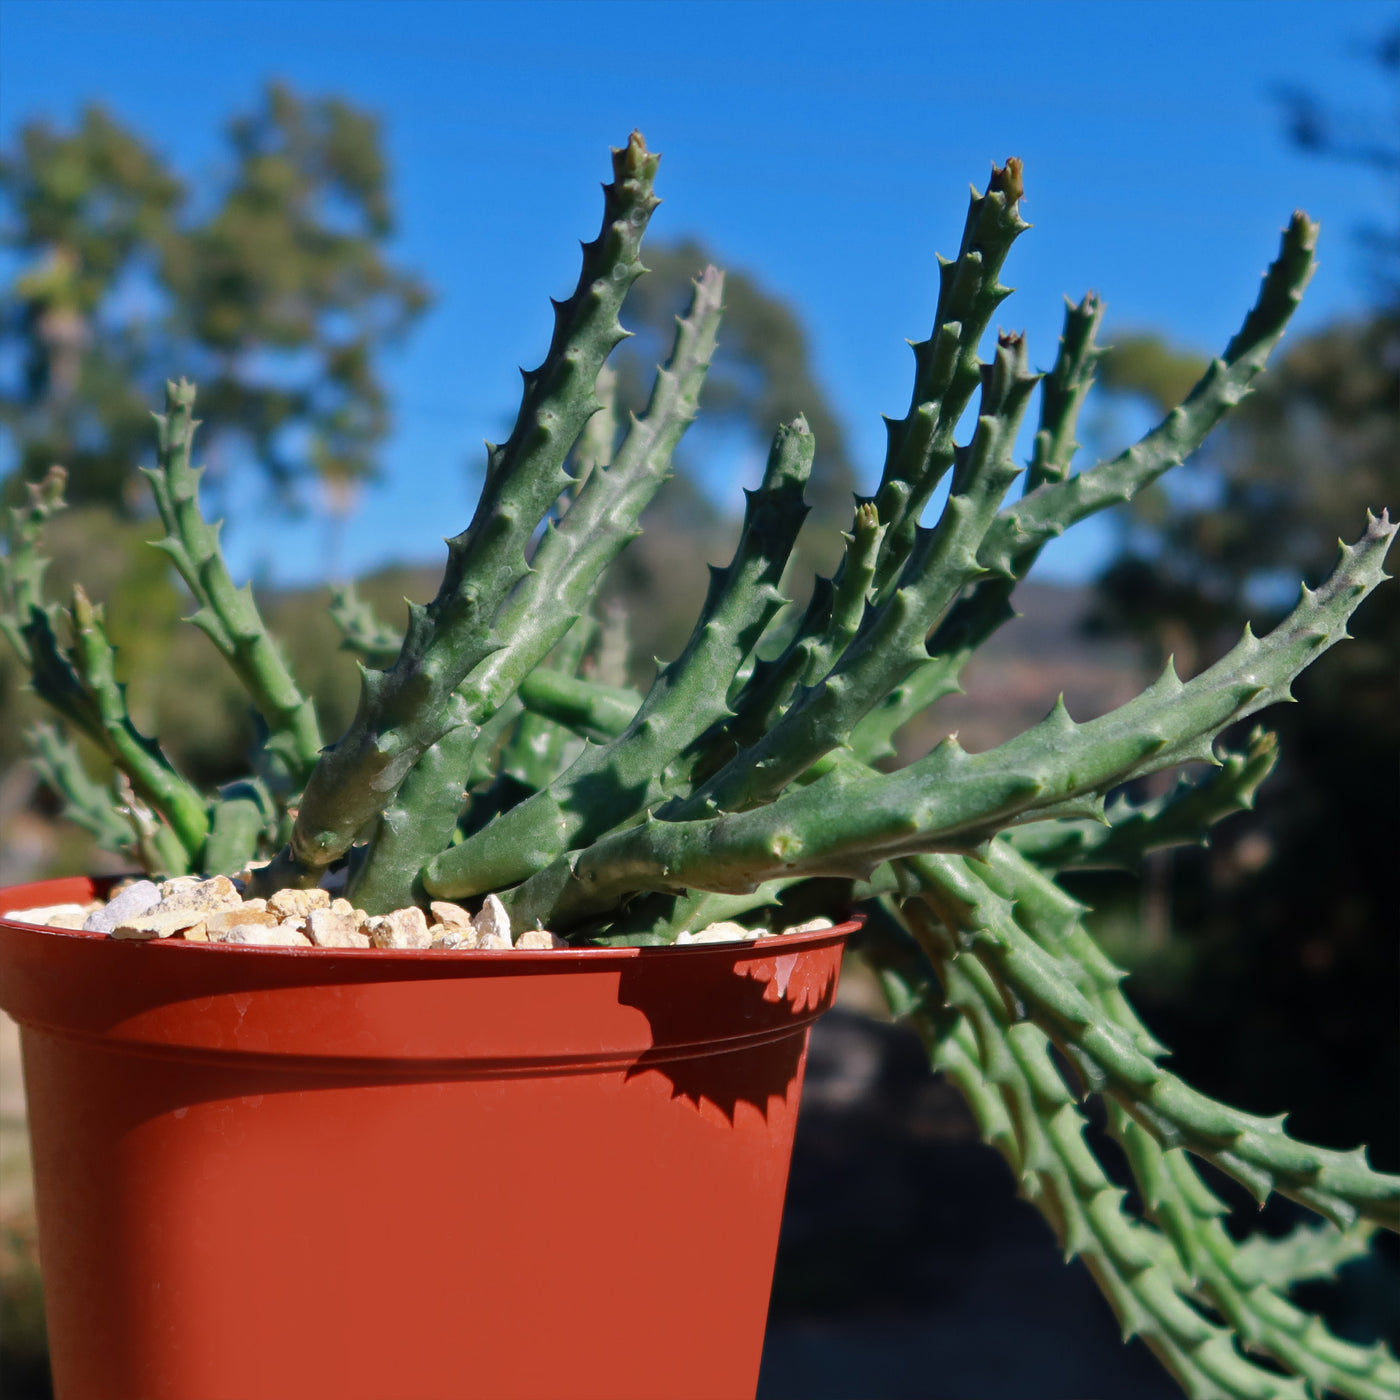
[0,876,852,1400]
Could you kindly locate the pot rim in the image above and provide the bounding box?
[0,873,861,964]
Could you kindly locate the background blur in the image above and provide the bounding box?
[1,2,1396,1396]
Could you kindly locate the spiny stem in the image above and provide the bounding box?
[908,849,1400,1229]
[680,333,1041,820]
[978,214,1317,580]
[1003,727,1279,869]
[503,516,1393,932]
[1111,1104,1398,1400]
[328,583,401,668]
[24,720,130,854]
[23,586,207,865]
[269,133,665,891]
[424,416,815,901]
[851,290,1103,766]
[0,464,67,666]
[861,905,1320,1400]
[872,159,1031,589]
[146,380,323,787]
[346,264,724,912]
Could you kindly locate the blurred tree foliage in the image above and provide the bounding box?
[1,82,430,512]
[1273,24,1400,301]
[1076,28,1399,1173]
[0,82,430,855]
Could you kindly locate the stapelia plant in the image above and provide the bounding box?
[2,133,1396,1396]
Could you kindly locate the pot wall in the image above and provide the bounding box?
[0,877,851,1400]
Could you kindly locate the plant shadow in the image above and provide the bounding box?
[617,940,842,1122]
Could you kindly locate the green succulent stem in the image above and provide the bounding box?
[345,264,724,912]
[905,848,1400,1230]
[499,619,596,792]
[817,502,886,673]
[1004,727,1279,869]
[856,218,1310,772]
[871,159,1031,589]
[568,360,618,497]
[146,379,323,787]
[864,904,1326,1400]
[516,667,641,742]
[112,775,191,877]
[897,833,1398,1399]
[677,332,1041,821]
[952,847,1395,1395]
[1231,1219,1379,1289]
[24,720,131,854]
[423,415,815,901]
[0,464,67,665]
[22,587,207,866]
[1025,291,1106,494]
[499,516,1394,932]
[265,133,665,892]
[978,214,1317,580]
[202,780,277,876]
[1109,1103,1398,1400]
[327,584,401,667]
[849,289,1106,764]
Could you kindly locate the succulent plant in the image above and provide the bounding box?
[2,132,1395,1397]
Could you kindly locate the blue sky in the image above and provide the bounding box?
[2,0,1396,587]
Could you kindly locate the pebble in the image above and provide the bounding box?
[367,906,431,950]
[151,876,243,918]
[112,908,215,940]
[428,900,477,948]
[60,875,779,952]
[306,907,372,949]
[429,900,473,930]
[430,923,478,950]
[83,880,161,933]
[679,921,760,944]
[516,928,567,950]
[4,902,96,929]
[267,888,331,920]
[159,875,203,898]
[474,893,513,949]
[222,921,312,947]
[780,917,835,936]
[205,909,279,935]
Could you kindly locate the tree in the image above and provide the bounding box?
[1,83,430,517]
